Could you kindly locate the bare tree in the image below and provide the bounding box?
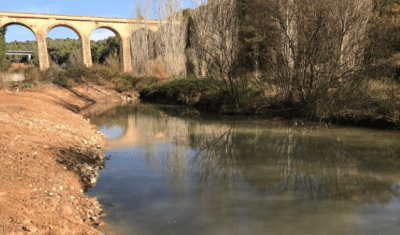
[131,1,154,76]
[190,0,243,108]
[131,0,186,78]
[263,0,372,105]
[155,0,186,77]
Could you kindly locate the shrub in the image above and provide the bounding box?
[23,67,43,83]
[0,59,11,72]
[113,76,133,92]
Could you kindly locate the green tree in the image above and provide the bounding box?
[0,27,11,71]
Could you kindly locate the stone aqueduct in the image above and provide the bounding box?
[0,12,162,72]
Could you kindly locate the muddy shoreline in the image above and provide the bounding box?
[0,84,137,234]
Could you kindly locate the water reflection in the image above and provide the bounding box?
[87,103,400,235]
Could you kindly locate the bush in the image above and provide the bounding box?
[141,77,219,100]
[313,77,400,123]
[64,65,92,83]
[113,76,133,93]
[52,71,69,86]
[0,59,11,72]
[132,76,159,90]
[23,67,43,83]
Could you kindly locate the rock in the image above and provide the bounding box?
[98,221,105,227]
[83,140,88,144]
[89,177,97,185]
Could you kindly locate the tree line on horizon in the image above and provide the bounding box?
[0,31,120,69]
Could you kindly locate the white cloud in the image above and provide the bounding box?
[90,29,116,41]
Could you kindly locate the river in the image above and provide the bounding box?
[83,103,400,235]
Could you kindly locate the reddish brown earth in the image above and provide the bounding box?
[0,84,138,235]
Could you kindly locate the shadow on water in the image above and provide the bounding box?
[87,103,400,235]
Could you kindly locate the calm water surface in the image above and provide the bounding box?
[85,103,400,235]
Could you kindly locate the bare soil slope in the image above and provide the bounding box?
[0,84,135,234]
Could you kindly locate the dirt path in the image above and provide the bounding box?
[0,84,138,234]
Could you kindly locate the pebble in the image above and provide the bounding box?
[59,186,63,191]
[89,177,97,185]
[70,196,75,199]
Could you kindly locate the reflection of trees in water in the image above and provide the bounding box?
[90,103,400,204]
[131,107,400,204]
[134,112,190,145]
[190,127,246,187]
[189,126,400,204]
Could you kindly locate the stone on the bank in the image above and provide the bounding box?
[89,177,97,185]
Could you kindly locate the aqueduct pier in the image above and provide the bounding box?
[0,12,161,72]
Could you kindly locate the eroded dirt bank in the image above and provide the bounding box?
[0,84,138,234]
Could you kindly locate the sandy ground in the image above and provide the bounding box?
[0,83,138,234]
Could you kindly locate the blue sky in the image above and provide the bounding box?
[2,0,195,42]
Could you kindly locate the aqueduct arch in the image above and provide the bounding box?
[90,26,123,66]
[0,12,162,72]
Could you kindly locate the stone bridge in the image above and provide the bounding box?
[0,12,162,72]
[106,115,167,149]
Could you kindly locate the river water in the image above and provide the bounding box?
[84,103,400,235]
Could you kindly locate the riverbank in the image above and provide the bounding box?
[0,83,136,234]
[139,77,400,130]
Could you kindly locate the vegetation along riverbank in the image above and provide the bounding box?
[2,0,400,130]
